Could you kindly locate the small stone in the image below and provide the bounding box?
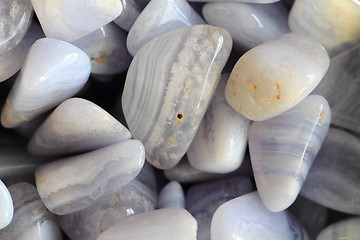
[113,0,141,32]
[189,0,280,3]
[225,33,330,121]
[0,180,13,230]
[316,217,360,240]
[158,181,185,208]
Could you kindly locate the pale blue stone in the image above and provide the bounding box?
[158,181,184,208]
[316,217,360,240]
[113,0,141,31]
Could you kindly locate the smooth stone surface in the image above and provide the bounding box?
[1,38,91,129]
[249,95,331,212]
[97,208,197,240]
[301,128,360,215]
[0,0,33,54]
[0,182,62,240]
[31,0,123,42]
[203,2,290,53]
[0,22,44,83]
[316,217,360,240]
[187,176,254,240]
[72,23,132,75]
[289,0,360,57]
[225,33,330,121]
[122,24,232,169]
[36,140,145,215]
[113,0,141,31]
[59,163,157,240]
[211,191,307,240]
[0,180,13,230]
[28,98,131,157]
[313,44,360,134]
[189,0,280,3]
[187,75,250,174]
[158,181,184,208]
[127,0,205,56]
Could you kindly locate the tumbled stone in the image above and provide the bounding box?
[1,38,91,128]
[187,74,250,174]
[126,0,205,56]
[72,23,132,75]
[225,33,330,121]
[158,181,184,208]
[0,0,33,54]
[28,98,131,157]
[31,0,123,42]
[301,128,360,214]
[316,217,360,240]
[0,182,62,239]
[0,180,13,230]
[313,44,360,134]
[189,0,280,3]
[59,163,157,240]
[186,176,254,240]
[289,0,360,57]
[122,24,232,169]
[113,0,141,31]
[249,95,331,212]
[211,192,307,240]
[203,2,289,53]
[36,140,145,215]
[97,208,197,240]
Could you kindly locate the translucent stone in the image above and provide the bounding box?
[0,182,62,239]
[59,163,157,240]
[186,177,254,240]
[0,22,44,83]
[301,128,360,214]
[316,217,360,240]
[189,0,281,3]
[35,140,145,215]
[126,0,205,56]
[122,24,232,169]
[289,0,360,57]
[0,0,33,54]
[249,95,331,212]
[0,180,13,230]
[158,181,184,208]
[203,2,290,53]
[97,208,197,240]
[211,192,307,240]
[72,23,132,75]
[313,44,360,134]
[31,0,123,42]
[187,75,250,174]
[28,98,131,157]
[113,0,141,31]
[1,38,91,129]
[225,33,330,121]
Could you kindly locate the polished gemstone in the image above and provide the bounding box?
[113,0,141,32]
[0,180,13,230]
[28,98,131,157]
[158,181,184,208]
[189,0,280,3]
[122,24,232,169]
[225,33,330,121]
[316,217,360,240]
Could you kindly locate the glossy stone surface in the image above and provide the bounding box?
[36,140,145,215]
[72,23,132,75]
[59,163,157,240]
[0,22,44,83]
[31,0,123,42]
[0,0,33,54]
[28,98,131,157]
[1,38,91,129]
[301,128,360,214]
[122,24,232,169]
[289,0,360,57]
[0,180,13,230]
[189,0,280,3]
[0,182,62,240]
[186,176,254,240]
[127,0,205,56]
[225,33,330,121]
[249,95,331,212]
[113,0,140,31]
[211,192,307,240]
[203,2,290,53]
[313,44,360,134]
[158,181,184,208]
[97,208,197,240]
[316,217,360,240]
[187,75,250,174]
